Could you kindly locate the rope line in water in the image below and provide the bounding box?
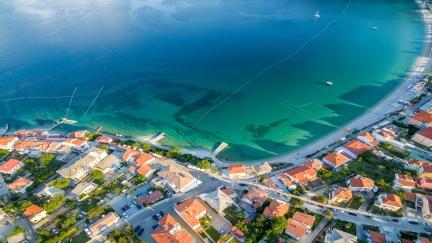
[0,96,72,102]
[83,86,104,117]
[65,87,77,119]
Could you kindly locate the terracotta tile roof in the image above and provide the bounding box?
[285,165,317,185]
[395,174,416,188]
[228,164,247,175]
[263,199,289,218]
[220,187,234,196]
[304,159,323,171]
[95,135,113,144]
[417,127,432,140]
[0,136,17,146]
[405,191,417,202]
[358,132,379,146]
[23,204,44,218]
[122,149,137,161]
[292,212,315,228]
[64,138,87,147]
[332,187,353,202]
[89,212,120,235]
[175,198,207,230]
[418,177,432,190]
[139,191,163,205]
[0,159,22,173]
[137,164,154,177]
[411,111,432,125]
[343,139,372,155]
[277,173,294,187]
[285,218,307,238]
[135,153,154,166]
[367,230,385,243]
[379,193,402,209]
[242,187,268,208]
[158,165,196,191]
[262,178,279,190]
[68,130,89,139]
[152,214,194,243]
[377,129,396,139]
[348,176,374,189]
[323,152,351,167]
[8,177,33,192]
[231,226,245,238]
[418,237,432,243]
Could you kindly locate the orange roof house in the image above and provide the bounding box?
[0,136,18,150]
[304,159,323,171]
[394,174,416,190]
[376,193,402,211]
[68,130,89,139]
[8,177,33,193]
[0,159,23,174]
[412,127,432,148]
[89,212,120,235]
[134,153,155,166]
[228,164,247,178]
[285,165,317,186]
[242,187,268,209]
[175,198,207,232]
[263,199,289,218]
[95,135,113,144]
[331,187,353,204]
[276,173,297,190]
[366,230,386,243]
[342,139,372,157]
[137,164,155,178]
[152,214,194,243]
[409,111,432,127]
[23,204,47,223]
[122,149,138,162]
[347,176,375,192]
[322,152,351,168]
[285,218,308,240]
[418,177,432,190]
[292,212,315,229]
[158,165,198,193]
[357,132,379,147]
[139,191,163,205]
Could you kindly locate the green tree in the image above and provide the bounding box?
[96,144,109,153]
[24,158,36,167]
[40,153,55,167]
[323,210,333,219]
[43,195,65,213]
[141,143,152,151]
[199,215,212,229]
[167,147,181,158]
[87,205,108,220]
[266,216,287,238]
[290,198,304,208]
[196,160,211,169]
[58,212,77,229]
[91,170,105,185]
[51,178,71,189]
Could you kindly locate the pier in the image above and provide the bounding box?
[213,142,228,156]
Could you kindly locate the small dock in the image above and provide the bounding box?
[45,118,77,133]
[148,133,166,144]
[213,142,228,156]
[0,124,8,137]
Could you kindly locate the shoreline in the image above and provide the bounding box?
[226,0,432,165]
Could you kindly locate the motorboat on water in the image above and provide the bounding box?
[314,10,320,19]
[325,81,334,86]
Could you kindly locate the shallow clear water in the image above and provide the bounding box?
[0,0,425,161]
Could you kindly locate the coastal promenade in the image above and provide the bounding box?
[238,1,432,165]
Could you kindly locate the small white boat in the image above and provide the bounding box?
[314,10,320,19]
[325,81,334,86]
[372,26,378,30]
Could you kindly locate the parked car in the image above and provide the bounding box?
[134,225,141,232]
[137,228,144,236]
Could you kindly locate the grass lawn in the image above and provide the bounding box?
[205,226,221,241]
[66,231,90,243]
[333,219,356,235]
[347,195,365,209]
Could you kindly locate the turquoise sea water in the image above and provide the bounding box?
[0,0,425,161]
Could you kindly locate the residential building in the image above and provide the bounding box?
[263,199,289,218]
[88,212,120,236]
[122,149,138,162]
[365,230,386,243]
[375,193,402,212]
[23,204,47,224]
[330,187,353,204]
[262,177,279,190]
[0,136,18,150]
[285,212,315,240]
[175,198,207,232]
[421,195,432,223]
[0,159,23,174]
[357,132,379,147]
[253,162,272,175]
[136,164,155,178]
[63,138,89,151]
[38,186,64,198]
[8,177,33,193]
[57,147,107,181]
[393,173,416,190]
[95,154,121,174]
[408,111,432,128]
[276,173,297,190]
[95,135,113,144]
[322,152,351,168]
[201,187,235,215]
[227,164,247,178]
[340,139,372,158]
[418,177,432,190]
[347,176,375,192]
[68,130,89,139]
[242,187,268,209]
[412,127,432,147]
[285,165,317,186]
[134,152,155,166]
[152,214,194,243]
[325,228,357,243]
[292,212,315,230]
[304,159,323,171]
[69,181,97,201]
[138,191,163,206]
[157,165,200,193]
